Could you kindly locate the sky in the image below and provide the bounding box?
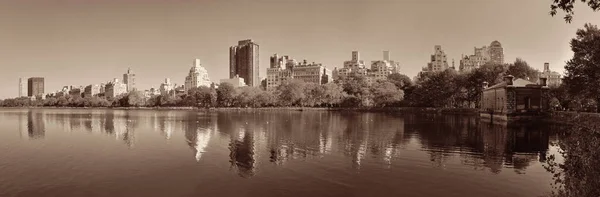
[0,0,598,99]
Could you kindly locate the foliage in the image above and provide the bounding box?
[217,82,236,107]
[563,23,600,112]
[387,73,412,90]
[506,58,539,83]
[408,69,461,108]
[370,81,404,107]
[276,79,306,107]
[550,0,600,23]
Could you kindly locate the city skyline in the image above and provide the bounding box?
[1,0,599,99]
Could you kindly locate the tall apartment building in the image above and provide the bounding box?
[184,59,211,92]
[266,54,331,91]
[159,78,174,96]
[230,39,260,87]
[489,40,504,65]
[539,63,562,87]
[422,45,449,72]
[105,78,127,99]
[27,77,45,97]
[123,68,136,92]
[333,51,401,84]
[459,40,505,72]
[18,78,25,97]
[84,84,101,98]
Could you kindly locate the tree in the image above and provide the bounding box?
[321,83,344,107]
[120,91,145,107]
[235,86,260,107]
[276,79,306,107]
[550,0,600,23]
[302,83,324,107]
[563,23,600,112]
[217,82,237,107]
[387,73,412,90]
[408,69,460,107]
[371,81,404,107]
[337,75,372,107]
[506,58,539,82]
[463,63,507,107]
[190,86,217,108]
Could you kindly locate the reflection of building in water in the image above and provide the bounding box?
[229,127,256,178]
[18,111,28,139]
[27,110,45,139]
[184,113,217,161]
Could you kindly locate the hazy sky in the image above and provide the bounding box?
[0,0,598,99]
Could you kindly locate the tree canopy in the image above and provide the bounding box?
[550,0,600,23]
[563,23,600,112]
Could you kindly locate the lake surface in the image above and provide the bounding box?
[0,109,564,197]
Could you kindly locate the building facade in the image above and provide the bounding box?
[480,75,549,121]
[333,51,401,84]
[123,68,136,92]
[27,77,45,97]
[105,78,127,99]
[159,78,174,96]
[539,63,562,87]
[460,40,505,72]
[489,40,504,65]
[266,54,332,91]
[184,59,211,92]
[69,86,84,98]
[422,45,449,73]
[230,39,260,87]
[19,78,25,97]
[84,84,101,98]
[220,75,247,88]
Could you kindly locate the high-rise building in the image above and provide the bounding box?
[159,78,174,96]
[184,59,211,92]
[230,39,260,87]
[332,51,400,84]
[459,40,505,72]
[84,84,101,98]
[18,78,25,97]
[266,54,331,91]
[105,78,127,99]
[27,77,44,97]
[489,40,504,65]
[539,63,562,87]
[123,68,136,92]
[423,45,449,72]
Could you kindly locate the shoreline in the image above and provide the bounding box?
[0,106,480,115]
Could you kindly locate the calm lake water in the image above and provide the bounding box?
[0,109,564,197]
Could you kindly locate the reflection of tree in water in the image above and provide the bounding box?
[404,114,551,174]
[544,122,600,197]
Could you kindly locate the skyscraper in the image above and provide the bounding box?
[489,40,504,65]
[230,39,260,87]
[18,78,24,97]
[425,45,449,72]
[184,59,211,92]
[27,77,44,97]
[123,68,136,92]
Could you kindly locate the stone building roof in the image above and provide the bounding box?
[486,78,538,90]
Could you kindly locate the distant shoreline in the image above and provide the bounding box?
[0,106,480,115]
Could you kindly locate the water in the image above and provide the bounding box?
[0,109,564,197]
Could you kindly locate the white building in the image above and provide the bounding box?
[159,78,174,96]
[184,59,211,92]
[422,45,449,72]
[459,41,505,72]
[105,78,127,99]
[266,54,332,91]
[220,75,247,88]
[333,51,401,84]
